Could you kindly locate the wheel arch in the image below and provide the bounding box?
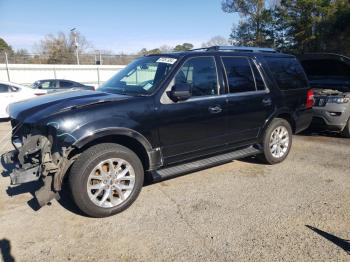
[259,110,296,142]
[71,128,160,172]
[275,113,296,133]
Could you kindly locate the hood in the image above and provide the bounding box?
[9,90,132,122]
[298,53,350,92]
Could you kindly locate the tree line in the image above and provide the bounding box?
[0,34,231,64]
[222,0,350,55]
[1,0,349,64]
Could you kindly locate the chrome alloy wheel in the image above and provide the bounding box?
[86,158,135,208]
[269,126,290,158]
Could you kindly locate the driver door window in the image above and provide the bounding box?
[39,80,56,89]
[175,57,218,97]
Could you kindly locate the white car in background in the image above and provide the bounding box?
[0,81,44,119]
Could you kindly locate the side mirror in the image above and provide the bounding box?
[168,83,192,102]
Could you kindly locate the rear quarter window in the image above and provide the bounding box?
[265,57,308,90]
[60,81,75,88]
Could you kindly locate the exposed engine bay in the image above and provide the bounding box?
[314,88,349,96]
[313,88,350,107]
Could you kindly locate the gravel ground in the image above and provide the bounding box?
[0,121,349,261]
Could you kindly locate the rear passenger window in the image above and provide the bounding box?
[265,57,307,90]
[222,57,256,93]
[60,81,74,88]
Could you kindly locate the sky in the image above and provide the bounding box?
[0,0,239,54]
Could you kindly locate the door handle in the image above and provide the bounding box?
[208,105,222,114]
[262,98,272,106]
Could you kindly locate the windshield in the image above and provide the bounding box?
[31,81,40,88]
[99,56,177,95]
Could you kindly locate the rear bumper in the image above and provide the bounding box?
[311,117,345,131]
[0,112,9,119]
[312,104,350,131]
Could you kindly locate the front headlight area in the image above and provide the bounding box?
[327,96,350,104]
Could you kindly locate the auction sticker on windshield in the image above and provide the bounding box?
[156,57,177,64]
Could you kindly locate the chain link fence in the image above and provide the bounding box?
[0,52,140,65]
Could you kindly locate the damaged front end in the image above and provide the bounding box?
[4,119,76,206]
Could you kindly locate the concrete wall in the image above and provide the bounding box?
[0,64,126,87]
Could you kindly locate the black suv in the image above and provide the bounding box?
[4,46,313,217]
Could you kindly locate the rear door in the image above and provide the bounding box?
[221,56,274,144]
[264,56,311,132]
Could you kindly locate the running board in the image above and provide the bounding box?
[152,146,261,181]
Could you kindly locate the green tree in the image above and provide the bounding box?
[202,36,229,47]
[173,43,194,51]
[273,0,332,53]
[0,37,13,53]
[138,48,161,55]
[222,0,275,47]
[315,0,350,55]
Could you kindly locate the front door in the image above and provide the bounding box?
[157,56,227,164]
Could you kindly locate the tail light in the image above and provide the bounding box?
[306,89,314,109]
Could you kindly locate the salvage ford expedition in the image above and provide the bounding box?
[4,46,313,217]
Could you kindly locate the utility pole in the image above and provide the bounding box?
[4,52,10,81]
[71,28,80,65]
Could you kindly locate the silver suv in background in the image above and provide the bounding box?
[299,53,350,137]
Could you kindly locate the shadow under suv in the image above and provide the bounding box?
[4,46,313,217]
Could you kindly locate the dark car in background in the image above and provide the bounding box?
[4,46,313,217]
[31,79,95,94]
[299,53,350,137]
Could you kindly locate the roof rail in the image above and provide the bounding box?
[191,46,278,53]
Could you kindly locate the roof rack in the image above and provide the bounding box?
[191,46,278,53]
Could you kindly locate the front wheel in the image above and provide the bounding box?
[260,118,293,164]
[69,143,144,218]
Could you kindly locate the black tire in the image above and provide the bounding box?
[259,118,293,164]
[69,143,144,218]
[341,117,350,138]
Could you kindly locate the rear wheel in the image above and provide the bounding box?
[260,118,292,164]
[341,117,350,138]
[69,143,144,217]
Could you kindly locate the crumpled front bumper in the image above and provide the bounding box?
[4,133,61,206]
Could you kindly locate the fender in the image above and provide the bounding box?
[72,127,163,171]
[73,127,154,152]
